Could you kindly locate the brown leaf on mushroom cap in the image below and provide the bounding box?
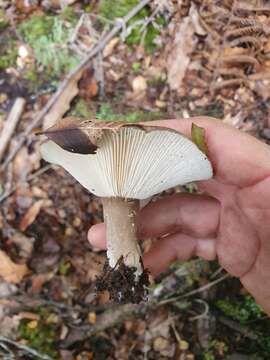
[40,118,144,154]
[40,117,103,154]
[41,123,213,199]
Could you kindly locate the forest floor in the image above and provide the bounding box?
[0,1,270,359]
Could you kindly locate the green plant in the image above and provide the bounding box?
[96,103,164,122]
[132,61,141,72]
[244,296,264,318]
[19,309,59,358]
[215,298,250,324]
[19,13,79,77]
[69,99,92,118]
[58,261,71,276]
[0,9,9,29]
[202,351,215,360]
[98,0,165,53]
[0,38,18,70]
[216,296,264,324]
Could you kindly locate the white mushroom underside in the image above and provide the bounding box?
[41,126,212,199]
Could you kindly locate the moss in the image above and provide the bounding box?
[244,295,264,318]
[60,6,78,24]
[202,351,216,360]
[58,261,71,276]
[132,61,141,72]
[99,0,144,21]
[19,309,59,359]
[96,103,164,122]
[0,38,18,70]
[98,0,165,53]
[22,68,39,82]
[0,9,9,29]
[215,298,250,324]
[192,103,224,118]
[216,296,264,325]
[69,98,92,118]
[18,13,79,78]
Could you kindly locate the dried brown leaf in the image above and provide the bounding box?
[43,69,84,129]
[103,37,119,58]
[79,69,98,102]
[167,4,200,91]
[229,35,262,49]
[132,75,147,94]
[19,199,44,232]
[225,25,263,39]
[41,117,103,154]
[0,250,28,283]
[221,54,260,69]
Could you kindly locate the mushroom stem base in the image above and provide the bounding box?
[102,197,142,273]
[100,197,149,303]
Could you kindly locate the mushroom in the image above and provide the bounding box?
[40,117,213,302]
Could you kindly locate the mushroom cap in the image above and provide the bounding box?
[40,125,213,199]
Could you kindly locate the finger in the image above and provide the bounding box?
[88,192,220,248]
[144,117,270,187]
[138,193,220,239]
[88,223,106,249]
[143,233,216,276]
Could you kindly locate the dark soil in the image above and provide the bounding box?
[96,257,150,304]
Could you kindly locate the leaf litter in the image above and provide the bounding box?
[0,0,270,359]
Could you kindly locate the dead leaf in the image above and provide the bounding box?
[153,336,170,352]
[11,232,35,259]
[103,37,119,58]
[41,117,102,154]
[18,312,40,321]
[43,69,84,129]
[13,147,33,182]
[19,199,44,232]
[167,4,199,91]
[30,272,54,294]
[79,68,98,102]
[0,250,28,283]
[0,305,20,338]
[132,75,147,94]
[88,312,97,324]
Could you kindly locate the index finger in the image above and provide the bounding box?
[144,117,270,187]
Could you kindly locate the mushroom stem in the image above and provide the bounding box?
[102,197,142,274]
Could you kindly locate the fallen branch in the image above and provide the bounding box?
[0,336,53,360]
[218,315,258,340]
[160,273,230,305]
[62,302,152,348]
[0,98,26,163]
[0,164,53,204]
[1,0,151,171]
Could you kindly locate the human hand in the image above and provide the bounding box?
[88,117,270,315]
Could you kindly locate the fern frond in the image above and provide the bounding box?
[230,17,262,27]
[221,54,260,68]
[212,78,247,90]
[218,67,246,78]
[225,25,263,39]
[229,35,262,49]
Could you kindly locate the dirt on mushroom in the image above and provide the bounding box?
[95,257,150,303]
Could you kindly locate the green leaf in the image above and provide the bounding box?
[191,123,208,155]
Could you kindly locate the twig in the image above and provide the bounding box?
[0,98,26,163]
[0,336,53,360]
[1,0,151,171]
[159,273,230,305]
[218,315,258,340]
[0,164,53,204]
[62,302,152,347]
